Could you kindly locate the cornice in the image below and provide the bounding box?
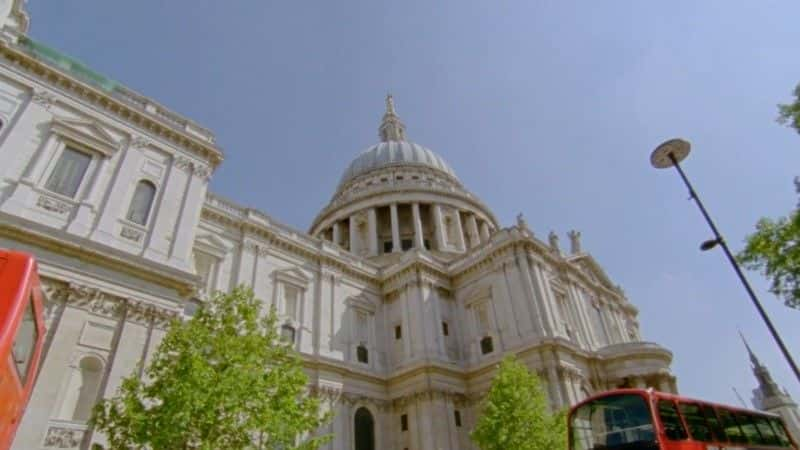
[0,212,198,297]
[0,41,223,168]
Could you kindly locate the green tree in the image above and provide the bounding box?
[738,209,800,310]
[91,286,331,450]
[470,355,567,450]
[778,82,800,133]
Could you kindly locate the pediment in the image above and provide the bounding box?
[51,117,121,156]
[273,267,311,287]
[569,254,616,292]
[194,233,231,258]
[346,293,376,314]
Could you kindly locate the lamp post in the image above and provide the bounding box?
[650,138,800,384]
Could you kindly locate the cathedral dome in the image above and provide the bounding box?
[338,141,457,187]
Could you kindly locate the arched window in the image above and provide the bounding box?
[126,180,156,225]
[72,356,104,422]
[354,407,375,450]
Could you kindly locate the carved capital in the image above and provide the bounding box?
[174,155,195,173]
[130,136,152,149]
[32,89,57,110]
[194,165,212,180]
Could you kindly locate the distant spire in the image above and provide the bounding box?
[379,94,407,142]
[740,331,782,398]
[739,330,761,368]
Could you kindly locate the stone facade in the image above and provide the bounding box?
[1,4,676,450]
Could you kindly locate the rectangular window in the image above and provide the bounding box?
[718,408,747,444]
[357,345,368,364]
[678,402,713,442]
[283,285,299,319]
[401,414,408,431]
[701,405,727,442]
[423,239,431,250]
[45,147,91,198]
[480,336,494,355]
[657,400,687,441]
[442,321,449,336]
[383,241,393,253]
[12,294,38,385]
[753,415,780,446]
[735,412,762,444]
[395,325,402,340]
[401,239,413,251]
[454,410,462,427]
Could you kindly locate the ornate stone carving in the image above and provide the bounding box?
[43,426,83,448]
[120,226,143,242]
[548,230,560,253]
[567,229,581,254]
[32,89,57,110]
[174,155,195,173]
[130,136,152,149]
[37,194,72,215]
[194,165,212,180]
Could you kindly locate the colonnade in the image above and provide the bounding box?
[322,202,493,256]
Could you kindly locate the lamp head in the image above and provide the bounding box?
[651,138,691,169]
[700,238,721,251]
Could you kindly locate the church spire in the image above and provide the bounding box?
[740,330,762,368]
[379,94,407,142]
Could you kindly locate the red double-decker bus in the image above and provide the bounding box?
[0,250,46,450]
[569,388,797,450]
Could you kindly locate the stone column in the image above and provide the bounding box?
[91,142,145,245]
[332,221,341,247]
[547,367,565,408]
[466,214,480,248]
[390,203,401,252]
[479,221,491,242]
[349,214,358,254]
[169,165,209,270]
[411,202,425,249]
[367,208,378,256]
[431,203,446,251]
[453,209,466,251]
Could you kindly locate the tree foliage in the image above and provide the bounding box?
[470,355,567,450]
[91,286,331,450]
[778,82,800,134]
[738,209,800,310]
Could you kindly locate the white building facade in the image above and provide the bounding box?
[1,4,676,449]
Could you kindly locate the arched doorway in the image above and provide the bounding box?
[354,407,375,450]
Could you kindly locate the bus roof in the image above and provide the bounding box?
[571,388,781,419]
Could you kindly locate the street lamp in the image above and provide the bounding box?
[650,138,800,385]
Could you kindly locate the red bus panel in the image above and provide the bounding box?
[0,250,46,450]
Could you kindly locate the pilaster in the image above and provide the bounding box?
[390,202,400,252]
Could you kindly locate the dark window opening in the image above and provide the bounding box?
[355,407,375,450]
[657,400,688,441]
[383,241,393,253]
[280,324,296,343]
[480,336,493,355]
[678,402,713,442]
[423,239,431,250]
[396,175,404,180]
[401,414,408,431]
[401,239,413,251]
[454,410,462,427]
[357,344,369,364]
[394,325,402,339]
[442,321,449,336]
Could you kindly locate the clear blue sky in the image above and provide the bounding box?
[26,1,800,406]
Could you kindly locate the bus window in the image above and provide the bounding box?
[570,393,657,450]
[700,404,726,442]
[678,402,713,442]
[753,415,781,446]
[11,293,38,384]
[718,408,747,444]
[657,400,687,441]
[769,417,794,447]
[735,412,763,444]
